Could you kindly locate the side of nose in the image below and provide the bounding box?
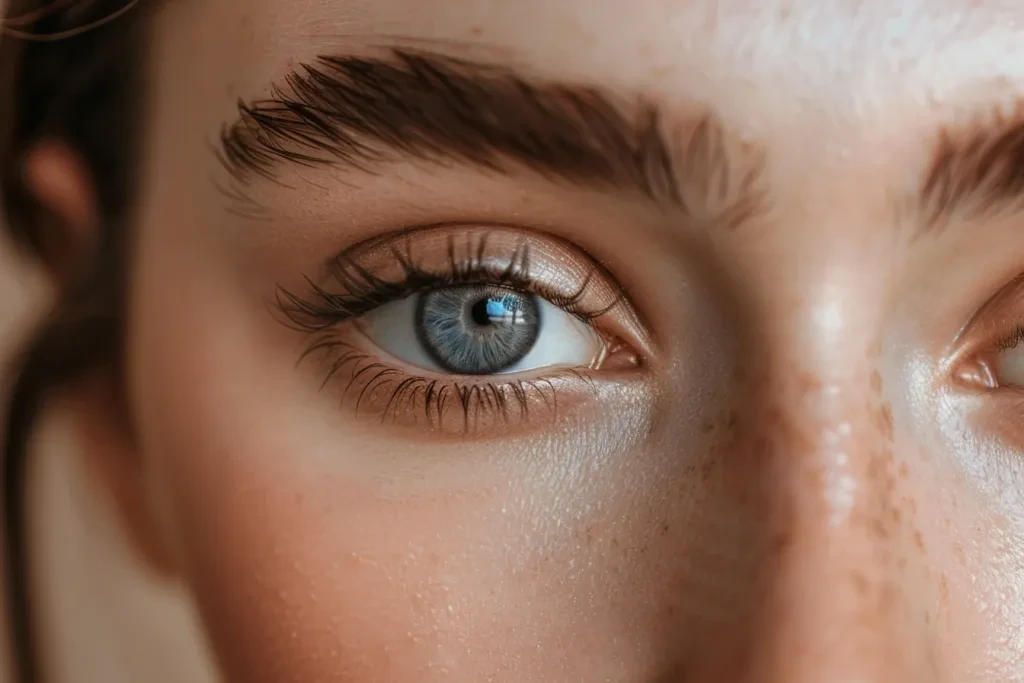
[712,343,938,683]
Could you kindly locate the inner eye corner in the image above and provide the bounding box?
[950,355,999,392]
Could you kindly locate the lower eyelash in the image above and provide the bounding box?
[302,336,598,434]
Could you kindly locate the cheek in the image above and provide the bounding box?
[128,266,508,679]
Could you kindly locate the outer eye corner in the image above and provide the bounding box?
[593,336,644,373]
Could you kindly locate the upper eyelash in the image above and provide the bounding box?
[995,325,1024,351]
[275,231,623,332]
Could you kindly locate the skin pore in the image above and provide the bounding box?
[19,0,1024,680]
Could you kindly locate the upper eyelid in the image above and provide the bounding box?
[274,227,627,334]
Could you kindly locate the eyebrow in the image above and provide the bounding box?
[216,49,768,228]
[919,116,1024,233]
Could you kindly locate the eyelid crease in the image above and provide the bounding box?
[275,226,627,335]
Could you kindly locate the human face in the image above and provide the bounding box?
[121,0,1024,680]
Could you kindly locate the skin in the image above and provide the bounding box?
[35,0,1024,680]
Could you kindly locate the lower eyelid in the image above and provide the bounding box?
[303,331,607,437]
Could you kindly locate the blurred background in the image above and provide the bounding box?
[0,161,216,682]
[0,1,216,677]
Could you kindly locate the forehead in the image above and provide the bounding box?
[141,5,1012,202]
[160,0,1024,118]
[150,0,1024,206]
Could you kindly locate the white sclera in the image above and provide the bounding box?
[993,346,1024,388]
[358,292,604,375]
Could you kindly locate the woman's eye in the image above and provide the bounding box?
[357,284,606,375]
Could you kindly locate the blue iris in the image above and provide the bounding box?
[416,286,541,374]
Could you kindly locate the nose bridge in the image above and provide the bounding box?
[727,297,931,682]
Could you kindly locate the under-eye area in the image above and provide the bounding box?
[275,225,648,434]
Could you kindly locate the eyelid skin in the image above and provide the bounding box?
[274,224,651,438]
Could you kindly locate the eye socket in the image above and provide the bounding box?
[358,284,606,376]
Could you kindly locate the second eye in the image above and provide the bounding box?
[356,285,606,376]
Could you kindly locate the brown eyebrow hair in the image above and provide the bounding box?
[216,49,768,229]
[919,114,1024,233]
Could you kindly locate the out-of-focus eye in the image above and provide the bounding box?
[358,284,607,375]
[987,328,1024,389]
[948,272,1024,392]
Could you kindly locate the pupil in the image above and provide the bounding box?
[470,298,494,326]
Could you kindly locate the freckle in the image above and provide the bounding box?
[870,370,883,394]
[701,419,715,434]
[471,25,483,36]
[611,536,621,548]
[913,530,925,552]
[798,371,822,394]
[939,574,950,607]
[661,522,670,535]
[876,403,894,440]
[891,507,902,523]
[727,410,740,430]
[924,610,931,625]
[898,463,909,479]
[871,518,888,539]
